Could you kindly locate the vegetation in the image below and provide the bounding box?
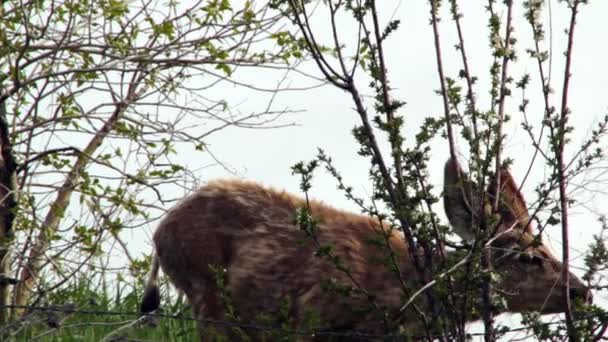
[279,0,607,340]
[0,0,606,341]
[2,275,197,341]
[0,0,299,339]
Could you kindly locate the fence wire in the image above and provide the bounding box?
[0,304,605,341]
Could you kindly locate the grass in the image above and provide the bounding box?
[2,275,199,341]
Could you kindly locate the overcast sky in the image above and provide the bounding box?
[130,1,608,339]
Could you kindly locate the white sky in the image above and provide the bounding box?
[128,1,608,340]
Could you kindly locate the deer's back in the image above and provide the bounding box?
[153,179,408,332]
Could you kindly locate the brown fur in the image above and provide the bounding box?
[142,160,592,340]
[489,169,533,233]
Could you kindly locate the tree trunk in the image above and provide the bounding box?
[0,98,18,323]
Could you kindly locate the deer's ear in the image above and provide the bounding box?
[443,158,481,240]
[487,168,532,234]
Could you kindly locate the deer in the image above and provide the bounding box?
[140,157,592,340]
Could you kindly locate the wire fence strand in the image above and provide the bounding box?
[1,303,605,341]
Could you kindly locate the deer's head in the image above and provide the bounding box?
[443,158,592,314]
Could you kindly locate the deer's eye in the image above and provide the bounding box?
[518,253,544,267]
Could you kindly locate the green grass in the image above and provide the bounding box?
[2,276,198,341]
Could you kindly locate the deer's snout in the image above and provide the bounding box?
[569,287,593,304]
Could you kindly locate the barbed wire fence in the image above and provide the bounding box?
[1,304,606,341]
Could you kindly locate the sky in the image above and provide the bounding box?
[127,1,608,340]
